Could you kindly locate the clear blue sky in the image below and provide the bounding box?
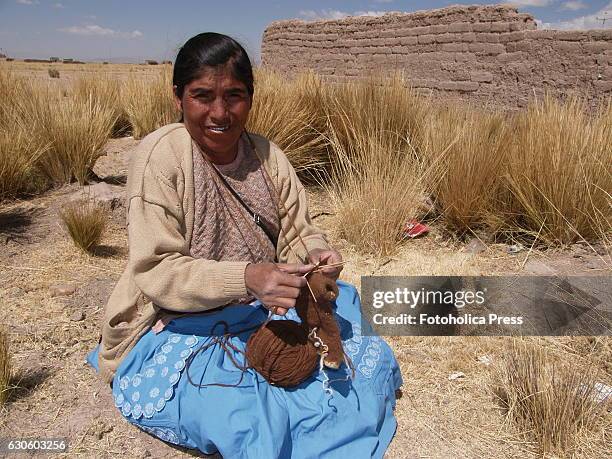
[0,0,610,63]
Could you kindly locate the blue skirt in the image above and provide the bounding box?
[88,282,402,459]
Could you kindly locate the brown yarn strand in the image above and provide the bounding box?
[184,319,266,389]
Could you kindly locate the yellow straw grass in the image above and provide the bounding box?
[494,340,610,457]
[0,328,11,406]
[247,69,328,174]
[60,199,109,254]
[122,68,179,139]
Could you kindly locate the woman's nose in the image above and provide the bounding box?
[209,97,229,121]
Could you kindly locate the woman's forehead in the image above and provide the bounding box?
[188,65,246,90]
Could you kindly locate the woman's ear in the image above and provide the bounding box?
[173,85,182,113]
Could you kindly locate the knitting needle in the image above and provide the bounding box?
[301,260,320,302]
[311,261,347,273]
[301,260,322,278]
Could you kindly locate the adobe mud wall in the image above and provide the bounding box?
[261,4,612,109]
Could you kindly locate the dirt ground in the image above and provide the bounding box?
[0,137,609,458]
[1,60,164,97]
[2,60,163,81]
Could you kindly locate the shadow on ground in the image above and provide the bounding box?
[91,244,124,258]
[0,207,43,244]
[6,366,55,405]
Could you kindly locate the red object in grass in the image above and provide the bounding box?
[404,219,430,239]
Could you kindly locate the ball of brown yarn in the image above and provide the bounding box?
[246,320,319,387]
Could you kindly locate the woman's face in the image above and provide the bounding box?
[175,65,251,164]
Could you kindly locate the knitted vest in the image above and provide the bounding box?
[191,135,280,301]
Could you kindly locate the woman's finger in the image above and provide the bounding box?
[269,270,307,289]
[281,272,307,289]
[277,263,313,275]
[320,253,333,263]
[271,306,288,316]
[267,296,297,310]
[274,285,301,300]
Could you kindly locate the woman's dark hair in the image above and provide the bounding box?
[173,32,254,100]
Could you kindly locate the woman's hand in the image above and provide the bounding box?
[245,262,313,316]
[307,248,343,280]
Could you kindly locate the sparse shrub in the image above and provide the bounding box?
[60,199,108,253]
[122,68,178,139]
[494,340,609,457]
[48,68,60,78]
[0,328,12,406]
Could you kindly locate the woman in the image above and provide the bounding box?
[88,32,402,458]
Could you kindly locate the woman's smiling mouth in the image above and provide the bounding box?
[207,125,230,133]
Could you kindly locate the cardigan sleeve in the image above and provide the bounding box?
[127,190,249,313]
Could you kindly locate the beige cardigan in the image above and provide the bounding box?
[98,124,330,384]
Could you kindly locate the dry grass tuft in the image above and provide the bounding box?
[29,90,118,185]
[47,68,60,79]
[0,68,31,131]
[247,69,328,174]
[323,77,436,256]
[325,134,430,257]
[324,74,428,163]
[0,126,48,200]
[423,104,509,234]
[0,328,11,406]
[0,67,609,250]
[0,70,49,198]
[59,199,109,254]
[74,75,130,136]
[494,340,610,457]
[122,68,179,139]
[498,97,612,245]
[3,71,117,187]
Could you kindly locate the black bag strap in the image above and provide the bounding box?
[208,163,278,249]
